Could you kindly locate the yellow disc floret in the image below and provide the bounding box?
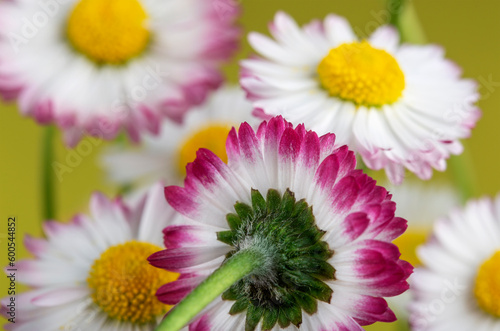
[474,250,500,317]
[87,241,178,324]
[177,123,232,176]
[67,0,149,64]
[317,41,405,107]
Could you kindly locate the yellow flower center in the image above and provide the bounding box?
[177,123,232,176]
[67,0,149,65]
[87,241,178,324]
[317,41,405,107]
[392,228,428,267]
[474,250,500,317]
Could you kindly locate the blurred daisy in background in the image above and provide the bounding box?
[241,11,480,184]
[386,182,459,320]
[149,116,412,330]
[410,195,500,330]
[0,183,179,331]
[100,86,255,188]
[0,0,240,145]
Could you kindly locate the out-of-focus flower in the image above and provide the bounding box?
[241,11,480,184]
[410,195,500,330]
[0,183,179,330]
[149,116,412,330]
[386,182,459,319]
[0,0,240,145]
[100,86,255,188]
[390,182,460,268]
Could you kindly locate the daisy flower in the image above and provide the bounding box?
[410,195,500,330]
[0,0,240,146]
[149,116,412,330]
[100,85,255,188]
[1,183,179,330]
[385,182,459,319]
[240,12,480,184]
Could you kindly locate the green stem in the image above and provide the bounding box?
[388,0,426,44]
[388,0,404,27]
[155,249,264,331]
[41,125,56,221]
[448,147,477,203]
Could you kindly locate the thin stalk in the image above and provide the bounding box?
[155,249,264,331]
[41,125,56,221]
[388,0,405,27]
[397,1,427,44]
[448,148,477,203]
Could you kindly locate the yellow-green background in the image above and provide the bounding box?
[1,0,499,330]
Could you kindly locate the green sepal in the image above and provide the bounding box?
[291,199,309,217]
[222,285,239,301]
[226,213,242,231]
[245,304,264,331]
[266,189,282,213]
[261,308,279,330]
[280,189,296,217]
[287,257,336,280]
[251,189,267,216]
[281,303,302,327]
[283,271,333,303]
[234,202,254,222]
[293,292,318,315]
[229,298,249,315]
[299,241,334,260]
[217,231,235,246]
[277,309,291,328]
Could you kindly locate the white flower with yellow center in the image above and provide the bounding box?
[0,0,240,145]
[0,183,179,330]
[100,86,255,187]
[410,195,500,330]
[240,12,480,184]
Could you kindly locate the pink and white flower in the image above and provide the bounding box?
[1,183,180,331]
[240,12,480,184]
[149,116,412,330]
[410,195,500,330]
[0,0,240,146]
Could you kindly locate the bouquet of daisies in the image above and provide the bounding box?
[1,1,496,331]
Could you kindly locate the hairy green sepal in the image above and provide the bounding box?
[217,188,335,331]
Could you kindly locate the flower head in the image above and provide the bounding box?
[410,195,500,330]
[149,116,412,330]
[101,86,255,188]
[0,0,240,145]
[1,184,178,330]
[240,12,480,184]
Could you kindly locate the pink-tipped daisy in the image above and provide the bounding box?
[149,116,412,330]
[410,195,500,330]
[0,0,240,146]
[100,85,255,188]
[1,183,179,330]
[240,11,480,184]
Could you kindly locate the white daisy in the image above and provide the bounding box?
[149,116,412,330]
[0,183,180,330]
[100,85,255,187]
[0,0,240,145]
[410,195,500,330]
[240,11,480,185]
